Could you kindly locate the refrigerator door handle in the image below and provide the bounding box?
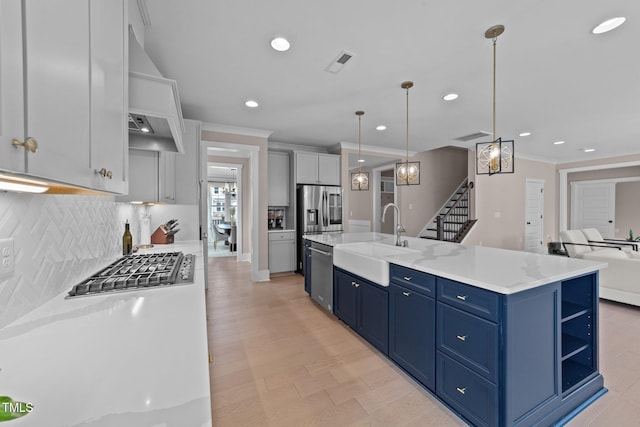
[321,190,328,228]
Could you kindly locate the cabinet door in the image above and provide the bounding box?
[334,269,358,328]
[89,0,127,193]
[295,152,319,184]
[117,150,159,202]
[358,279,389,354]
[159,152,176,204]
[268,152,290,206]
[0,0,26,173]
[24,0,92,185]
[174,120,201,204]
[389,283,436,390]
[318,154,340,186]
[269,239,296,273]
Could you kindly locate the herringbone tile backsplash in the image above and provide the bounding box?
[0,193,140,328]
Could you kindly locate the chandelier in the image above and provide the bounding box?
[476,25,514,175]
[396,81,420,185]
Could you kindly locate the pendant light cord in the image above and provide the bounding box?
[492,36,497,141]
[358,113,362,175]
[405,85,409,163]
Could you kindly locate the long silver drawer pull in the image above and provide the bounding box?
[309,247,331,256]
[402,292,410,297]
[403,276,412,281]
[456,335,466,342]
[456,387,466,395]
[456,295,467,301]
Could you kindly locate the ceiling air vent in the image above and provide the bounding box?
[325,50,355,73]
[454,131,492,142]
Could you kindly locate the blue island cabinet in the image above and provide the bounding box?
[334,262,604,426]
[334,267,388,354]
[435,271,604,427]
[389,265,436,391]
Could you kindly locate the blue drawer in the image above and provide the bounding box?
[437,352,498,427]
[389,264,435,297]
[437,277,500,322]
[437,303,498,382]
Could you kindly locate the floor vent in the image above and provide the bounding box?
[325,51,355,73]
[454,131,492,142]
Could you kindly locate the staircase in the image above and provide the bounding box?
[419,179,476,243]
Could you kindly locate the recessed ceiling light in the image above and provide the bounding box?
[554,140,565,145]
[376,125,387,131]
[584,148,596,153]
[270,37,290,52]
[519,132,531,137]
[245,100,259,108]
[443,93,458,101]
[357,159,365,163]
[592,17,626,34]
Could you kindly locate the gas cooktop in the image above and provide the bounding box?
[67,252,195,298]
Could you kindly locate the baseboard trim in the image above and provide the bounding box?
[252,269,270,282]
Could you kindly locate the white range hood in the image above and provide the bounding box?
[128,27,185,153]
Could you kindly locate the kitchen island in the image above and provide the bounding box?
[0,241,211,426]
[306,233,608,427]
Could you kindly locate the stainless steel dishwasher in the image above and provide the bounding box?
[309,241,333,312]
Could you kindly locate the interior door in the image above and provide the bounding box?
[525,179,544,253]
[571,182,615,238]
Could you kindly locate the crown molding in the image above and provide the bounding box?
[339,141,416,157]
[201,122,272,139]
[268,141,327,153]
[136,0,152,27]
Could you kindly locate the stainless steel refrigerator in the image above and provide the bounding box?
[296,184,343,272]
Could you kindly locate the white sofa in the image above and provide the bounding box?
[581,227,639,252]
[560,229,640,307]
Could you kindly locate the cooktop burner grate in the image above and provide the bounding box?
[67,252,195,298]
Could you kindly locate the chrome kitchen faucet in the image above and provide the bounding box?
[381,203,408,247]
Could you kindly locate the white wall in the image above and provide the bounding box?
[465,157,557,250]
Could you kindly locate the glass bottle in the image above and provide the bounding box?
[123,220,133,255]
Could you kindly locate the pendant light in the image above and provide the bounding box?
[351,111,369,191]
[476,25,514,175]
[231,168,237,194]
[396,81,420,185]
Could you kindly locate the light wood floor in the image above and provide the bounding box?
[206,256,640,426]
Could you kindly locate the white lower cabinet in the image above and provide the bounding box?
[269,231,296,273]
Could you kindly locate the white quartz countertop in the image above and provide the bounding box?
[304,232,395,246]
[328,233,607,295]
[0,241,212,426]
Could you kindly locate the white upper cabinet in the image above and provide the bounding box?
[118,120,201,204]
[295,152,319,184]
[294,152,340,186]
[0,0,26,173]
[268,151,290,206]
[0,0,127,193]
[317,154,340,186]
[173,120,201,205]
[88,0,127,193]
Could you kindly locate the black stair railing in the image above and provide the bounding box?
[436,181,474,241]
